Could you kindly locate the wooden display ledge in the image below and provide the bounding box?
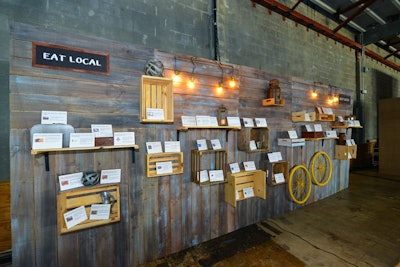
[331,125,363,129]
[177,126,241,141]
[304,137,339,141]
[146,152,184,178]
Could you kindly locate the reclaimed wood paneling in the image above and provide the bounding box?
[0,181,11,252]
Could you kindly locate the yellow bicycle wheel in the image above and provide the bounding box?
[310,151,332,186]
[288,165,312,205]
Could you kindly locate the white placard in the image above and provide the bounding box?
[304,113,311,121]
[114,132,135,146]
[243,161,256,171]
[209,116,219,127]
[196,116,211,126]
[156,161,173,175]
[346,139,353,146]
[210,139,222,150]
[146,141,163,154]
[64,205,88,229]
[91,124,113,138]
[32,133,63,149]
[199,170,209,183]
[236,190,240,200]
[243,187,255,198]
[255,118,268,127]
[353,120,361,127]
[267,152,283,163]
[249,140,257,150]
[325,130,338,138]
[181,116,197,126]
[229,163,241,173]
[288,130,298,139]
[89,204,111,220]
[100,169,121,184]
[227,117,241,127]
[59,172,84,191]
[69,133,95,148]
[243,118,255,127]
[347,120,355,126]
[41,110,67,125]
[322,107,333,114]
[209,170,224,182]
[164,141,181,152]
[196,139,208,151]
[146,108,164,120]
[305,125,313,132]
[314,124,323,132]
[350,139,356,145]
[338,116,344,122]
[274,173,285,184]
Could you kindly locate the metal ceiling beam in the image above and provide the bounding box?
[384,49,400,59]
[363,19,400,44]
[335,0,369,16]
[251,0,400,71]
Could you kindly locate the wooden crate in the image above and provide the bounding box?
[266,161,289,185]
[57,185,120,234]
[262,98,285,106]
[225,170,266,207]
[302,131,324,139]
[140,75,174,123]
[316,113,335,121]
[335,145,357,160]
[146,152,184,177]
[238,127,269,152]
[191,149,227,185]
[292,111,316,122]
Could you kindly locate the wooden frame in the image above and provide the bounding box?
[146,152,184,177]
[335,145,357,160]
[238,127,269,152]
[266,161,289,185]
[191,149,227,185]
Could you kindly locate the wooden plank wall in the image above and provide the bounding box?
[0,181,11,252]
[10,23,354,267]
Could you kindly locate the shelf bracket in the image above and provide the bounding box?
[132,148,135,164]
[225,130,229,142]
[177,130,181,141]
[45,152,49,172]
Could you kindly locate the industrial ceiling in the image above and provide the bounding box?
[251,0,400,71]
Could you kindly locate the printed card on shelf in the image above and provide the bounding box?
[255,118,268,127]
[156,161,173,175]
[100,169,121,184]
[89,204,111,220]
[354,120,361,127]
[236,190,240,200]
[199,170,209,183]
[196,139,208,151]
[338,115,344,122]
[267,152,283,163]
[41,110,67,125]
[249,140,257,150]
[350,139,356,145]
[274,173,285,184]
[59,172,84,191]
[210,139,222,150]
[305,125,313,132]
[227,116,241,127]
[91,124,113,137]
[243,161,256,171]
[69,133,95,148]
[243,187,255,198]
[346,139,353,146]
[114,132,135,146]
[32,133,63,149]
[164,141,181,152]
[146,141,163,154]
[146,108,164,120]
[64,205,88,229]
[243,118,255,127]
[288,130,298,139]
[181,116,197,126]
[209,117,219,127]
[209,170,224,182]
[347,120,355,126]
[314,124,323,132]
[304,113,311,121]
[229,163,241,174]
[325,130,337,138]
[196,116,211,126]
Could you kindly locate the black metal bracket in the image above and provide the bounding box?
[45,152,49,172]
[132,148,135,164]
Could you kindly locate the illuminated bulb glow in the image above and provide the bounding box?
[216,83,223,94]
[187,77,195,89]
[229,77,236,88]
[311,90,318,98]
[333,95,339,103]
[172,71,182,83]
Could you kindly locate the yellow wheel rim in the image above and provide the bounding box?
[288,165,312,205]
[310,151,332,186]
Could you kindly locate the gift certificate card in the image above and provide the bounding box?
[211,139,222,150]
[196,139,208,151]
[64,206,88,229]
[209,170,224,182]
[288,130,298,139]
[249,140,257,150]
[146,142,163,154]
[209,117,219,126]
[243,118,255,127]
[181,116,197,126]
[229,163,241,173]
[227,117,241,127]
[243,161,256,171]
[90,204,111,220]
[164,141,181,152]
[41,110,67,125]
[69,133,95,148]
[267,152,283,163]
[32,133,63,149]
[100,169,121,184]
[196,116,211,126]
[146,108,164,120]
[243,187,255,198]
[59,172,84,191]
[314,124,323,132]
[305,125,313,132]
[91,124,113,137]
[199,170,209,183]
[156,161,173,175]
[274,173,285,184]
[255,118,268,127]
[325,130,337,138]
[114,132,135,146]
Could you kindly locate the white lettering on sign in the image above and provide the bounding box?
[69,56,102,66]
[43,52,67,62]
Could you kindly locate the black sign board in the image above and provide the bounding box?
[339,94,351,105]
[32,42,109,75]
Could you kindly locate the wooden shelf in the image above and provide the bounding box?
[146,152,184,177]
[31,144,139,155]
[292,111,316,122]
[331,125,363,129]
[177,126,241,141]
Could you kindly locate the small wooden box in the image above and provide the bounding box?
[262,98,285,106]
[302,131,324,139]
[238,127,269,152]
[225,170,266,207]
[95,137,114,146]
[140,75,174,123]
[57,185,120,234]
[191,149,227,185]
[146,152,184,177]
[335,145,357,160]
[316,113,335,121]
[266,161,289,185]
[292,111,316,122]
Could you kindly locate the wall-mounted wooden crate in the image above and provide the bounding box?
[238,127,269,152]
[146,152,184,177]
[262,98,285,106]
[316,113,335,121]
[335,145,357,160]
[57,185,120,234]
[191,149,227,185]
[225,170,266,207]
[292,111,316,122]
[140,75,174,123]
[266,161,289,185]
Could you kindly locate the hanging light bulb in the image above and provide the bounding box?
[311,89,318,98]
[333,94,339,103]
[229,77,236,88]
[172,70,182,83]
[187,76,195,89]
[216,82,223,94]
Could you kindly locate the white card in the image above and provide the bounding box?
[64,205,88,229]
[114,132,135,146]
[305,125,313,132]
[243,187,255,198]
[41,110,67,125]
[69,133,95,148]
[274,173,285,184]
[146,108,164,120]
[227,117,241,127]
[288,130,298,139]
[196,139,208,151]
[249,140,257,150]
[338,116,344,122]
[314,124,323,132]
[209,170,224,182]
[347,120,355,126]
[255,118,268,127]
[210,139,222,150]
[325,130,337,138]
[350,139,356,145]
[346,139,353,146]
[146,141,163,154]
[267,152,283,163]
[156,161,173,175]
[32,133,63,149]
[354,120,361,127]
[229,163,241,173]
[59,172,84,191]
[89,204,111,220]
[209,116,219,127]
[181,116,197,126]
[304,113,311,121]
[243,161,256,171]
[100,169,121,184]
[196,116,211,126]
[199,170,209,183]
[164,141,181,152]
[91,124,113,138]
[243,118,255,127]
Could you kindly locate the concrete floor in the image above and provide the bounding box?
[261,170,400,267]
